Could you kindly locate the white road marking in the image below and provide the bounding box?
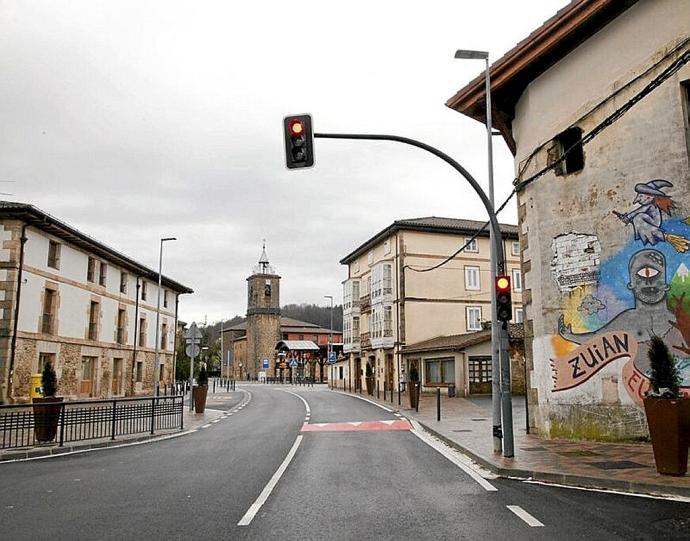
[507,505,544,527]
[237,435,303,526]
[348,422,362,427]
[380,420,395,425]
[409,420,497,492]
[522,479,690,502]
[334,391,394,413]
[201,424,212,429]
[283,390,311,415]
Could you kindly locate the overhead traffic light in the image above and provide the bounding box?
[283,114,314,169]
[495,275,512,323]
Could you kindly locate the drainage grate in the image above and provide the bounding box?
[590,460,648,470]
[452,429,472,433]
[555,450,601,457]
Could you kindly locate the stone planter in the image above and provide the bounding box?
[643,397,690,475]
[193,385,208,414]
[32,397,64,443]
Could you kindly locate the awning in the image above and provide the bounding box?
[275,340,320,351]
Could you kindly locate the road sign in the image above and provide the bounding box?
[262,359,269,369]
[185,343,200,358]
[328,351,337,364]
[184,323,203,341]
[289,359,298,368]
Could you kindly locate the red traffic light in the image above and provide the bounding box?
[289,119,304,136]
[496,276,511,291]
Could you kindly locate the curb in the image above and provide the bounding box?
[0,429,189,463]
[414,419,690,499]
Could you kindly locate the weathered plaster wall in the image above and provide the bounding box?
[514,1,690,440]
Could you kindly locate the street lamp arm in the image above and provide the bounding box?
[314,132,505,273]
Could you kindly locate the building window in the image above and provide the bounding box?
[299,334,304,340]
[161,323,168,350]
[512,269,522,292]
[514,308,524,323]
[383,306,392,337]
[47,241,61,270]
[367,251,374,266]
[425,358,455,385]
[464,238,478,253]
[549,126,584,175]
[163,290,169,308]
[511,241,520,256]
[120,272,128,294]
[42,288,56,334]
[466,306,482,331]
[468,357,492,385]
[87,257,96,283]
[352,316,360,339]
[38,352,55,374]
[99,263,107,287]
[117,309,126,344]
[88,301,100,340]
[464,266,480,291]
[80,356,96,397]
[353,261,360,274]
[139,318,146,347]
[136,361,143,383]
[383,239,391,255]
[141,281,147,301]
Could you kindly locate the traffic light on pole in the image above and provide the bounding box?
[495,275,512,323]
[283,114,314,169]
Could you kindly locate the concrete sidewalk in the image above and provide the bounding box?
[0,390,242,463]
[341,387,690,498]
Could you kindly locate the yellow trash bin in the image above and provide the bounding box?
[30,373,43,401]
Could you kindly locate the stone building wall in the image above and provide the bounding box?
[514,4,690,440]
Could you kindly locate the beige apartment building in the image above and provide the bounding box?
[340,217,522,396]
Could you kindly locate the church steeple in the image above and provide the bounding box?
[253,239,275,275]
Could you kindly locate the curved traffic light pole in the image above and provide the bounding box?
[314,131,515,457]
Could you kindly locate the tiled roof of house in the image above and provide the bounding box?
[446,0,638,154]
[340,216,518,264]
[403,323,524,354]
[223,316,338,335]
[0,201,193,293]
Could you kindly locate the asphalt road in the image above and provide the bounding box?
[1,385,689,540]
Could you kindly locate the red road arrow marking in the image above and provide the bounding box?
[301,420,411,432]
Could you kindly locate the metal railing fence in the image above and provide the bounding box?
[0,395,184,450]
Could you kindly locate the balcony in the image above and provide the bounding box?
[360,332,371,349]
[359,295,371,313]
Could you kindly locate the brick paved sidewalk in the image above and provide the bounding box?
[339,387,690,498]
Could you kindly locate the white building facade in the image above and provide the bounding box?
[0,202,193,403]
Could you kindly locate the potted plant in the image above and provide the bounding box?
[365,362,375,396]
[643,336,690,475]
[33,361,63,443]
[193,364,209,414]
[408,365,420,409]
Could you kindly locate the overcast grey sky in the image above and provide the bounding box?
[1,0,565,324]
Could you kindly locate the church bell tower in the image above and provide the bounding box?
[245,242,281,379]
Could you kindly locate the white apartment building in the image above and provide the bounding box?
[0,202,193,403]
[340,217,522,395]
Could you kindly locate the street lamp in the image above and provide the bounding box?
[154,237,177,396]
[324,295,333,385]
[455,48,514,457]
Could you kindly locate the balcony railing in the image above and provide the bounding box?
[360,296,371,312]
[361,332,371,349]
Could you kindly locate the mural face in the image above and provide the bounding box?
[550,178,690,405]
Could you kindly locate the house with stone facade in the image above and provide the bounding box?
[0,202,193,403]
[339,217,523,396]
[448,0,690,439]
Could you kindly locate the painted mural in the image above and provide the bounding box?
[550,179,690,405]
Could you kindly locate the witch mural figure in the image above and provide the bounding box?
[613,179,689,252]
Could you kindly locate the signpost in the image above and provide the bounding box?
[328,351,337,364]
[184,322,202,411]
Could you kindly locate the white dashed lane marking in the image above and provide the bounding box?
[506,505,544,527]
